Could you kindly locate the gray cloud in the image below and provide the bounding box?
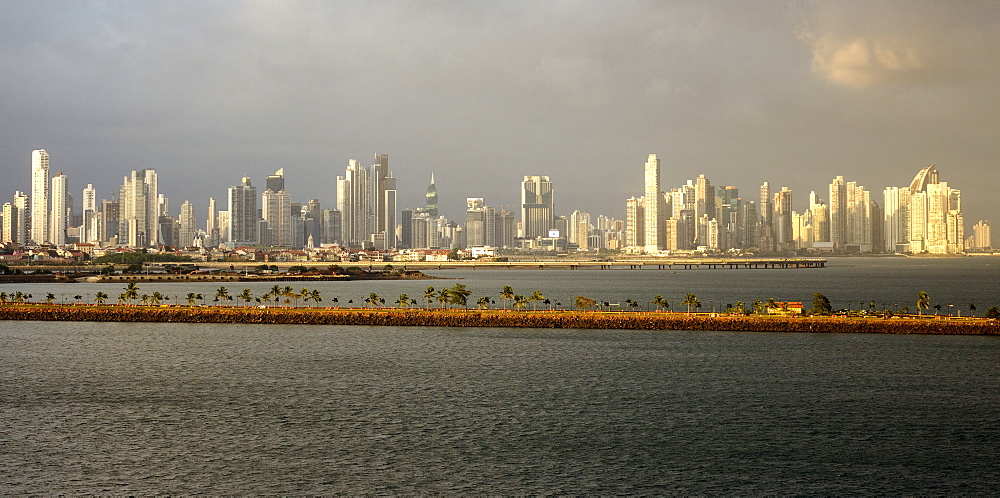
[1,1,996,226]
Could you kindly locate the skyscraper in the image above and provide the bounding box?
[119,169,159,248]
[337,159,372,247]
[262,188,292,247]
[178,200,197,248]
[30,149,50,244]
[773,186,793,247]
[425,173,438,217]
[829,176,846,248]
[50,172,68,246]
[266,168,285,192]
[643,154,663,252]
[521,176,554,239]
[694,173,713,246]
[227,177,257,247]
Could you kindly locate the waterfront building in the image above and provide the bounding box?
[30,149,50,245]
[625,196,644,249]
[643,155,663,252]
[262,188,292,247]
[694,174,713,246]
[178,200,197,248]
[337,159,372,247]
[118,169,160,248]
[829,176,846,248]
[49,172,69,246]
[321,209,341,245]
[773,186,793,249]
[521,175,554,239]
[969,220,991,251]
[80,184,97,244]
[227,177,257,247]
[2,202,16,244]
[759,181,774,252]
[206,197,217,247]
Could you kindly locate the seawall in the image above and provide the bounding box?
[1,305,997,335]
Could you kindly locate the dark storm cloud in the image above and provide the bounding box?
[1,1,996,224]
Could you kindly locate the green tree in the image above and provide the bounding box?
[984,306,1000,319]
[140,294,150,306]
[652,295,669,312]
[477,296,492,309]
[733,301,746,315]
[513,294,528,310]
[151,292,163,306]
[751,300,764,314]
[969,303,977,317]
[94,292,109,306]
[450,284,472,308]
[239,289,254,307]
[123,281,140,304]
[765,297,777,312]
[365,292,383,308]
[396,294,411,308]
[683,293,700,314]
[73,294,83,304]
[574,295,597,311]
[933,304,942,315]
[812,293,833,315]
[45,292,56,304]
[500,285,515,309]
[186,292,198,306]
[0,292,7,304]
[308,289,322,307]
[916,291,930,316]
[423,286,436,309]
[530,290,544,311]
[436,289,452,308]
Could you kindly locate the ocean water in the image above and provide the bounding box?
[1,322,998,494]
[2,257,999,493]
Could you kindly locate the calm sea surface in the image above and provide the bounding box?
[2,257,999,494]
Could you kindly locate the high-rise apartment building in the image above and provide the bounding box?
[425,173,438,218]
[969,220,991,251]
[178,200,197,248]
[625,196,644,248]
[773,186,793,248]
[2,202,16,244]
[521,176,554,239]
[227,177,257,247]
[694,174,713,246]
[337,159,372,248]
[30,149,50,244]
[643,154,663,252]
[262,188,292,247]
[828,176,846,248]
[49,172,69,246]
[119,169,159,248]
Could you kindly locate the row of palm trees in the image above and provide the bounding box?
[1,284,994,318]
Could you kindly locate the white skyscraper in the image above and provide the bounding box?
[119,169,159,247]
[81,184,97,244]
[643,154,663,252]
[30,149,50,244]
[13,191,29,245]
[521,176,555,239]
[227,177,257,247]
[178,200,197,248]
[50,172,68,246]
[262,188,292,247]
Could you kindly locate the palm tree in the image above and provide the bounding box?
[733,301,746,315]
[151,292,163,306]
[186,292,197,306]
[653,295,670,312]
[215,286,232,305]
[449,284,471,308]
[396,294,411,308]
[196,293,205,306]
[124,281,140,304]
[436,289,451,309]
[917,291,930,316]
[239,289,254,307]
[73,295,83,304]
[94,292,109,306]
[365,292,382,308]
[477,296,491,309]
[513,294,528,310]
[45,293,56,304]
[0,292,7,304]
[423,286,436,309]
[751,299,764,314]
[530,290,544,311]
[308,290,322,307]
[765,297,777,312]
[500,285,515,309]
[683,293,700,314]
[969,303,977,317]
[117,292,127,305]
[300,288,310,306]
[140,294,150,306]
[270,285,282,301]
[933,304,942,315]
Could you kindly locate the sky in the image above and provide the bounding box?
[1,1,997,225]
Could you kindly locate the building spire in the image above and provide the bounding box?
[430,172,435,185]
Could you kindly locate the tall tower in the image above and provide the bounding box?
[262,188,292,247]
[521,176,554,239]
[829,176,846,248]
[227,177,258,247]
[773,186,793,247]
[266,168,285,192]
[119,169,159,248]
[337,159,372,247]
[373,154,389,232]
[694,174,713,246]
[30,149,50,244]
[178,200,197,248]
[643,154,663,252]
[425,173,438,217]
[50,172,69,246]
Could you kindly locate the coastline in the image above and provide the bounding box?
[1,304,996,335]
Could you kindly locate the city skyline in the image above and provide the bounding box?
[0,2,996,225]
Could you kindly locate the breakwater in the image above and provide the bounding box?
[1,305,997,335]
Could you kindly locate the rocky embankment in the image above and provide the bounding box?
[1,305,997,335]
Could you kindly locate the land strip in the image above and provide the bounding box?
[1,305,996,335]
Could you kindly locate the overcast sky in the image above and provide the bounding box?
[1,1,997,225]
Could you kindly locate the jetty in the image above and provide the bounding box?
[1,304,995,335]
